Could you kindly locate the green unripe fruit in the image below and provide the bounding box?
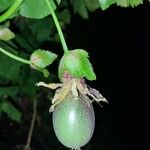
[52,95,95,149]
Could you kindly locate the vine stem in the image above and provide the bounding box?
[0,0,23,23]
[44,0,69,54]
[0,47,30,64]
[24,99,37,150]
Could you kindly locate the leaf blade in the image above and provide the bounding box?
[19,0,61,19]
[116,0,143,7]
[59,49,96,81]
[30,49,57,68]
[0,0,15,12]
[0,100,21,122]
[99,0,115,10]
[0,86,18,97]
[0,51,22,82]
[0,25,15,41]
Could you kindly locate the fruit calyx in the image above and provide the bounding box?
[36,72,108,112]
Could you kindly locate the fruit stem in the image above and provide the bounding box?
[44,0,69,54]
[0,0,23,23]
[0,47,31,64]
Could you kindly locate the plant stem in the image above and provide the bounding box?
[0,0,23,23]
[24,99,37,150]
[0,47,30,64]
[44,0,69,54]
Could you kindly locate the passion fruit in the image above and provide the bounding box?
[52,94,95,149]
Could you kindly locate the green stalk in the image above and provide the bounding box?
[0,0,23,23]
[44,0,69,54]
[0,47,30,64]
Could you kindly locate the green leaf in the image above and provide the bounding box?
[0,86,18,97]
[41,68,50,78]
[30,49,57,78]
[99,0,115,10]
[0,100,21,122]
[57,9,71,25]
[30,64,50,78]
[30,49,57,68]
[71,0,89,19]
[84,0,100,11]
[116,0,143,7]
[59,49,96,81]
[0,0,14,12]
[14,34,33,51]
[0,25,15,41]
[27,18,52,43]
[72,0,115,18]
[0,51,22,82]
[20,0,61,19]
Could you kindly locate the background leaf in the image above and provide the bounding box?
[115,0,143,7]
[0,25,15,41]
[0,86,18,97]
[71,0,89,19]
[0,51,23,82]
[0,100,21,122]
[57,9,71,25]
[99,0,115,10]
[20,0,61,19]
[71,0,101,19]
[30,49,57,68]
[27,18,53,43]
[84,0,100,11]
[0,0,14,12]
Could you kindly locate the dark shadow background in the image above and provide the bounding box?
[64,3,147,150]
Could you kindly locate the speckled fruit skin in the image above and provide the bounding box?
[52,95,95,149]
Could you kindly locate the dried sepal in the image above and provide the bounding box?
[36,82,62,89]
[36,74,107,112]
[88,87,108,103]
